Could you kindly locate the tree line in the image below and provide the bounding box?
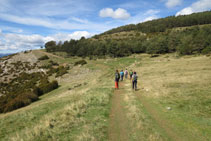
[45,24,211,57]
[103,11,211,34]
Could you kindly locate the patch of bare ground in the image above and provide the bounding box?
[34,50,65,60]
[109,83,130,141]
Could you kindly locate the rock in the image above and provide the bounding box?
[167,107,171,110]
[49,123,54,129]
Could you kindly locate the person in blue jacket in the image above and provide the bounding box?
[120,70,124,81]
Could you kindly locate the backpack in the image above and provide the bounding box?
[133,74,138,81]
[125,70,128,75]
[115,73,120,81]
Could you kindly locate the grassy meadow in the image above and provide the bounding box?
[0,51,211,140]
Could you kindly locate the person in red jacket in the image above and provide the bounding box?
[115,70,120,89]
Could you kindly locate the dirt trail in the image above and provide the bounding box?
[109,78,185,141]
[35,50,65,60]
[108,83,130,141]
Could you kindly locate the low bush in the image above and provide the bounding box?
[150,54,160,58]
[74,60,87,66]
[0,91,39,113]
[38,55,49,60]
[202,46,211,54]
[47,67,57,76]
[0,68,3,74]
[33,80,59,96]
[49,60,59,66]
[47,66,68,77]
[0,71,58,113]
[40,64,52,69]
[55,66,68,77]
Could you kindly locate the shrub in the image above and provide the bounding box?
[40,64,52,69]
[55,66,68,77]
[0,68,3,74]
[47,67,57,76]
[202,46,211,54]
[34,80,59,96]
[51,80,59,89]
[38,55,49,60]
[135,32,140,37]
[74,60,87,66]
[150,54,160,58]
[47,66,68,77]
[33,87,43,96]
[89,56,93,60]
[49,60,59,66]
[2,92,39,113]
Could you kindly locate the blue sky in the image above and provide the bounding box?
[0,0,211,53]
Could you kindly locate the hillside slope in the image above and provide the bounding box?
[0,52,211,140]
[102,11,211,35]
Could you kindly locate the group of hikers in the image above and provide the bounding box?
[115,69,138,90]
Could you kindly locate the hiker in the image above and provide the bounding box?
[129,70,133,80]
[124,69,128,79]
[120,70,124,81]
[132,72,138,90]
[115,70,120,89]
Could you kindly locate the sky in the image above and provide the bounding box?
[0,0,211,53]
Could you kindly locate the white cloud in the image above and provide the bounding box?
[144,10,160,16]
[0,0,93,17]
[0,26,23,33]
[143,16,159,22]
[46,31,92,42]
[176,7,193,16]
[99,8,131,20]
[0,13,112,32]
[0,0,113,33]
[0,31,92,52]
[165,0,182,8]
[176,0,211,16]
[71,17,89,24]
[126,9,160,24]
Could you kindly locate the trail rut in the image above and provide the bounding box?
[108,83,129,141]
[135,91,184,141]
[109,79,184,141]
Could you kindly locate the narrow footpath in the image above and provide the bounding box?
[108,82,130,141]
[108,78,184,141]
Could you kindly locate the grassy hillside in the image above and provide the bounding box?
[45,23,211,58]
[102,11,211,35]
[0,51,210,140]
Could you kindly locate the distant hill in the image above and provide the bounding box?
[102,10,211,35]
[0,53,11,58]
[0,50,62,113]
[44,11,211,57]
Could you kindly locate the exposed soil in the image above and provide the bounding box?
[108,83,130,141]
[35,50,65,60]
